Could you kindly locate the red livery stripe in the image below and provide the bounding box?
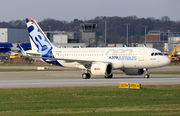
[94,67,100,70]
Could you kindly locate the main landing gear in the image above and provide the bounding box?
[105,74,113,78]
[143,68,149,79]
[82,73,91,79]
[82,73,113,79]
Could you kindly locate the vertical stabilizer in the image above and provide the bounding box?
[26,18,54,57]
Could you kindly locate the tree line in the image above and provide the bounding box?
[0,16,180,44]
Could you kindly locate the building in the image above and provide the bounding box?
[168,36,180,54]
[146,30,169,52]
[43,23,98,47]
[44,31,75,43]
[146,30,161,41]
[53,34,68,44]
[0,42,13,62]
[0,28,30,53]
[0,28,29,43]
[55,43,86,48]
[44,31,86,48]
[80,23,97,47]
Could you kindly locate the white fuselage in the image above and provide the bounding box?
[51,47,170,70]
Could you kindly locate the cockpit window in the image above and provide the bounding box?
[151,52,163,56]
[158,53,163,55]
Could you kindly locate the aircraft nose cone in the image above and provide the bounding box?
[164,56,171,66]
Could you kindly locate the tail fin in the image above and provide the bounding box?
[26,18,54,57]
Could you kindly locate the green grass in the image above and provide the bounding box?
[0,63,51,66]
[0,69,80,72]
[0,85,180,115]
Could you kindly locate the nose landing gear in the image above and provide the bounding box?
[143,68,149,79]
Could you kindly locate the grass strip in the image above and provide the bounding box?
[0,85,180,115]
[0,63,51,66]
[0,68,81,72]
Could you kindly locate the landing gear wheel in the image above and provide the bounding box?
[144,74,149,79]
[86,73,91,79]
[105,74,113,79]
[82,73,91,79]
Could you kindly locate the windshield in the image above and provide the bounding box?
[151,52,164,56]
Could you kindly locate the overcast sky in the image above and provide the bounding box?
[1,0,180,22]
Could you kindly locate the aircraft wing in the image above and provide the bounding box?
[41,57,124,69]
[41,57,104,63]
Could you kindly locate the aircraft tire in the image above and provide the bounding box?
[82,73,91,79]
[144,74,149,79]
[105,74,113,79]
[86,73,91,79]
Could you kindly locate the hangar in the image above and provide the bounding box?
[0,42,13,62]
[0,28,29,43]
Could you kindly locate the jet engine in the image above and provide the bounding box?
[91,63,113,76]
[123,69,144,75]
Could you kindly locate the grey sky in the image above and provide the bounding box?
[1,0,180,22]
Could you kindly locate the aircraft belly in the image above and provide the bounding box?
[122,60,152,68]
[123,60,159,69]
[57,60,80,68]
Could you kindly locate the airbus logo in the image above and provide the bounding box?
[109,56,137,61]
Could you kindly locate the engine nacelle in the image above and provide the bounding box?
[91,63,113,76]
[123,69,144,75]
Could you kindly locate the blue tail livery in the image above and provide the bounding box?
[26,18,54,58]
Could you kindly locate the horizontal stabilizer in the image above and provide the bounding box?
[25,50,42,58]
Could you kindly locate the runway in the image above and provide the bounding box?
[1,65,180,71]
[0,68,180,88]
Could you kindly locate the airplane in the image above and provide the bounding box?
[23,18,170,79]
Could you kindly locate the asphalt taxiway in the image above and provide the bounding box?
[0,66,180,88]
[1,65,180,71]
